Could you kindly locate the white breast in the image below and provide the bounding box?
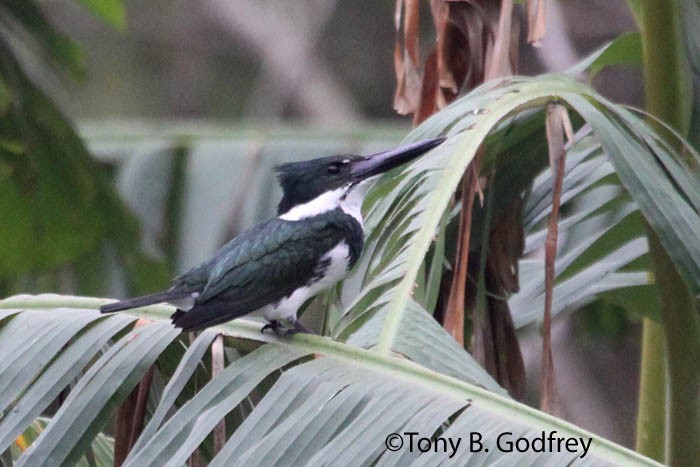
[263,242,350,321]
[278,181,370,228]
[279,187,347,221]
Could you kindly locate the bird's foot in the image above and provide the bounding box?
[261,320,286,337]
[261,319,315,337]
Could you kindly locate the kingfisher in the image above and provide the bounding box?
[101,137,445,335]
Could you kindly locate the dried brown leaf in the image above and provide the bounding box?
[444,2,488,92]
[211,334,226,453]
[404,0,421,65]
[473,197,526,400]
[429,0,452,89]
[414,48,440,125]
[113,319,156,465]
[526,0,547,46]
[443,162,479,344]
[393,0,423,115]
[487,198,524,296]
[188,450,203,467]
[485,288,525,400]
[393,53,422,114]
[113,395,134,467]
[128,368,154,447]
[484,0,514,81]
[395,0,520,121]
[540,102,572,414]
[471,270,525,400]
[114,367,154,466]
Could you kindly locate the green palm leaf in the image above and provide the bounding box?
[0,296,658,466]
[337,74,697,356]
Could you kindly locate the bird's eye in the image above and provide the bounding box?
[327,164,340,174]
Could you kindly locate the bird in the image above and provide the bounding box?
[100,137,446,335]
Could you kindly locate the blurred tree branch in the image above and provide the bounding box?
[204,0,359,123]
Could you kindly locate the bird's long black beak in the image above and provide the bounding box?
[350,137,446,181]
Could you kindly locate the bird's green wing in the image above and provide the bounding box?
[172,215,351,330]
[170,257,216,294]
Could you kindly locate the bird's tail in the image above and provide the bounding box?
[100,291,190,313]
[170,300,244,332]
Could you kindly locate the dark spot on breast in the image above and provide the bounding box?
[310,256,332,284]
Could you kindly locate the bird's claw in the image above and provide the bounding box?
[261,320,286,337]
[260,319,315,337]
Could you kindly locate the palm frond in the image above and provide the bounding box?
[337,74,698,355]
[0,295,659,466]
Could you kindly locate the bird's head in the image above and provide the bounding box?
[275,137,445,214]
